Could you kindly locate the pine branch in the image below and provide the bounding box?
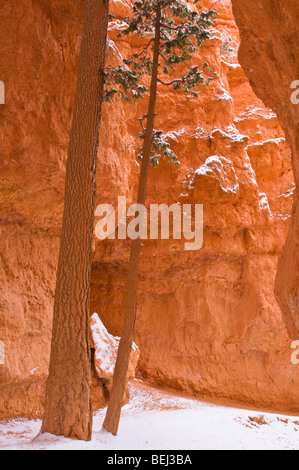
[157,78,182,86]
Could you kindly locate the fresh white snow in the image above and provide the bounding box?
[90,313,139,383]
[1,380,299,450]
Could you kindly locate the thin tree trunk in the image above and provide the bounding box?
[103,4,162,436]
[42,0,109,441]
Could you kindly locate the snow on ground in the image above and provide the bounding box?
[1,380,299,450]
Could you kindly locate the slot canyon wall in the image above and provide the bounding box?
[0,0,298,418]
[231,0,299,340]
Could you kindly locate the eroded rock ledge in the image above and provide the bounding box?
[231,0,299,338]
[1,0,299,417]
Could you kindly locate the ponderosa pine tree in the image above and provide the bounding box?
[103,0,217,436]
[41,0,109,441]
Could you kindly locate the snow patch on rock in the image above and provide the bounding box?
[90,313,140,391]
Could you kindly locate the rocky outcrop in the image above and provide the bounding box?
[0,0,298,418]
[231,0,299,339]
[90,313,139,392]
[93,0,298,411]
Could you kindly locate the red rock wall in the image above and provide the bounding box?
[0,0,297,418]
[0,0,84,417]
[231,0,299,340]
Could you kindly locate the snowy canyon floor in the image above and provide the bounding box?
[1,380,299,450]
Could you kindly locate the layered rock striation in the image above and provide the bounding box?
[0,0,297,417]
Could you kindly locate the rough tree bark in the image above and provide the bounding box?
[102,4,162,436]
[41,0,109,441]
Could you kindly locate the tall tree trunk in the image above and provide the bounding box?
[42,0,109,441]
[103,4,162,436]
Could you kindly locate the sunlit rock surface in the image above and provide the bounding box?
[231,0,299,341]
[0,0,297,417]
[90,313,139,391]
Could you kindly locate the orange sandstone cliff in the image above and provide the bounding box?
[231,0,299,340]
[0,0,298,418]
